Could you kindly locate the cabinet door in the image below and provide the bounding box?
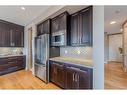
[0,23,3,46]
[43,20,50,34]
[10,24,24,47]
[0,22,10,47]
[13,25,24,47]
[59,13,67,31]
[65,67,78,89]
[80,7,92,46]
[51,18,59,33]
[37,24,43,36]
[75,68,92,89]
[50,62,65,88]
[70,14,79,45]
[50,63,57,83]
[4,25,11,47]
[55,63,65,88]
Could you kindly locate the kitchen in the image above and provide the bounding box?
[0,5,104,89]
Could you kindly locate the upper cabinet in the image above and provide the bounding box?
[70,6,93,46]
[51,12,70,46]
[0,20,24,47]
[51,17,59,33]
[51,12,68,33]
[0,22,10,47]
[11,24,24,47]
[37,19,50,36]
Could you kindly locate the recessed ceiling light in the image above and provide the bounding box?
[21,7,25,10]
[115,10,120,14]
[110,21,116,25]
[120,28,123,32]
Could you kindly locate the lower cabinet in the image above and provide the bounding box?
[49,60,93,89]
[65,67,78,89]
[50,62,65,88]
[65,66,92,89]
[0,56,26,75]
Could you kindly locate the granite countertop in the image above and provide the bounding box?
[0,54,25,58]
[49,57,93,68]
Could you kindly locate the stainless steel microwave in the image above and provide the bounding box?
[51,30,67,46]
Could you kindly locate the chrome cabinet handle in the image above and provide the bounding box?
[54,68,57,74]
[75,73,77,82]
[73,73,75,81]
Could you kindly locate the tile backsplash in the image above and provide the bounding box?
[0,48,23,55]
[60,47,92,60]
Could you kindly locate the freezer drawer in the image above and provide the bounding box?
[34,63,47,83]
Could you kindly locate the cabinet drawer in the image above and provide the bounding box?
[7,57,17,62]
[52,62,64,68]
[17,56,24,60]
[0,58,8,65]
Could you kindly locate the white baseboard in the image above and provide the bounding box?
[108,60,123,63]
[104,61,108,64]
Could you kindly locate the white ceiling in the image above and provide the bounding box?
[105,6,127,34]
[0,6,89,27]
[0,6,52,26]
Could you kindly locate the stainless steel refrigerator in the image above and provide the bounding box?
[34,34,49,83]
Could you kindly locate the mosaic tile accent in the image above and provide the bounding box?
[0,48,23,55]
[60,46,92,60]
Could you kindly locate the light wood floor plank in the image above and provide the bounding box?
[105,62,127,89]
[0,70,60,89]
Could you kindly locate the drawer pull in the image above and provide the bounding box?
[67,67,87,73]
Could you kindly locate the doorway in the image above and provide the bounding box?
[104,6,127,89]
[28,27,33,71]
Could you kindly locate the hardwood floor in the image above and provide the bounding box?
[105,62,127,89]
[0,70,60,89]
[3,62,127,89]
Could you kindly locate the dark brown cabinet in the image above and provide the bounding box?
[0,56,26,75]
[51,12,69,33]
[65,67,78,89]
[12,25,24,47]
[37,24,42,36]
[51,18,59,33]
[50,62,65,88]
[49,60,93,89]
[50,12,70,46]
[70,6,92,46]
[0,22,10,47]
[37,19,50,36]
[65,66,92,89]
[70,13,79,45]
[0,20,24,47]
